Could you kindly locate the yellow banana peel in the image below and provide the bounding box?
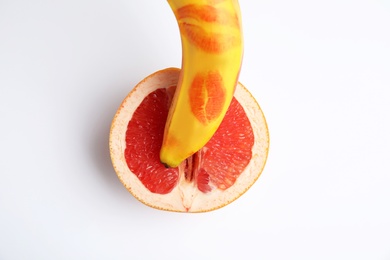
[160,0,244,167]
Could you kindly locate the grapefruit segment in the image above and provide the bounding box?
[124,88,179,194]
[110,68,269,212]
[201,97,254,190]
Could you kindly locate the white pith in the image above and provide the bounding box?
[109,68,269,212]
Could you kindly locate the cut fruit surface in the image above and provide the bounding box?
[110,68,269,212]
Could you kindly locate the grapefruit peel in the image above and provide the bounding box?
[110,68,269,212]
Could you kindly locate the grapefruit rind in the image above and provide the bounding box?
[109,68,269,213]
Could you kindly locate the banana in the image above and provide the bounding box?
[160,0,244,167]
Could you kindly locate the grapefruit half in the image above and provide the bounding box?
[109,68,269,212]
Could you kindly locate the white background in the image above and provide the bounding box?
[1,0,389,259]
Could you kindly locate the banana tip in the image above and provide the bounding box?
[161,161,171,168]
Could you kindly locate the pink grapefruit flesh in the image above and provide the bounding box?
[109,68,269,212]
